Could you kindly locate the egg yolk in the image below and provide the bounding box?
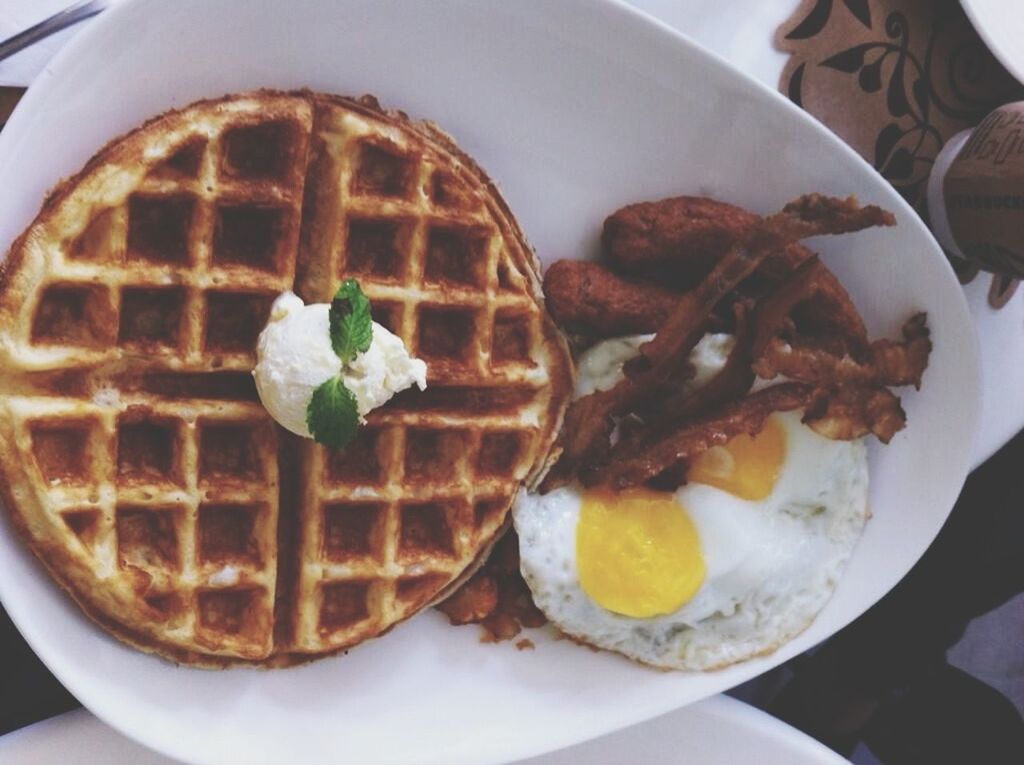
[687,416,786,501]
[577,488,705,618]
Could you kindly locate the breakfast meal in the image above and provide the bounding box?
[0,88,930,672]
[445,194,931,669]
[0,90,572,666]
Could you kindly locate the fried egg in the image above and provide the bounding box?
[513,335,868,670]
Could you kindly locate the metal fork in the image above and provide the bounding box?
[0,0,109,64]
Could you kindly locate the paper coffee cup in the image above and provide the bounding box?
[928,103,1024,277]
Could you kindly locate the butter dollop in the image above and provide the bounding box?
[253,291,427,438]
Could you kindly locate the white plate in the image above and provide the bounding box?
[0,0,978,763]
[0,695,848,765]
[961,0,1024,88]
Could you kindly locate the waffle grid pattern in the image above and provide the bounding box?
[0,92,571,664]
[19,105,310,373]
[294,422,538,651]
[289,101,560,652]
[9,395,279,659]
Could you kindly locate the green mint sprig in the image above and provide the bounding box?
[329,278,373,362]
[307,279,373,450]
[307,376,359,449]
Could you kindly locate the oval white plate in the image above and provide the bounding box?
[0,0,978,763]
[0,695,847,765]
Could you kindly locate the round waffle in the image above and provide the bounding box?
[0,91,573,666]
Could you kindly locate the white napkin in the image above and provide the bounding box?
[0,0,122,87]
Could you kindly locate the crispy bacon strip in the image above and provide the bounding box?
[652,300,755,422]
[542,260,679,335]
[870,313,932,388]
[591,383,820,490]
[754,313,931,389]
[751,257,824,357]
[803,385,906,443]
[599,304,757,490]
[541,195,894,493]
[751,257,868,360]
[541,379,633,491]
[790,268,868,350]
[635,195,892,369]
[777,194,896,237]
[614,302,755,472]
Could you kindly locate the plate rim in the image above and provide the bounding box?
[0,696,850,765]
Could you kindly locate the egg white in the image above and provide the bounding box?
[513,335,869,671]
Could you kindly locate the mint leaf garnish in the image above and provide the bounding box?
[329,278,373,363]
[307,376,359,449]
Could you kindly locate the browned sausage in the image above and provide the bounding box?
[602,195,810,283]
[543,260,679,336]
[603,196,755,271]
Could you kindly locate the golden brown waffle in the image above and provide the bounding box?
[0,90,573,666]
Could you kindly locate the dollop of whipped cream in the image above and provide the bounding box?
[253,292,427,438]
